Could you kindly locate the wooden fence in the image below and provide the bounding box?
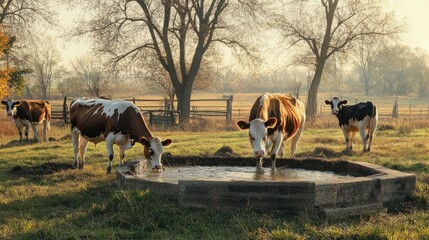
[49,96,429,125]
[49,95,235,126]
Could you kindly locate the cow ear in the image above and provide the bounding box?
[340,100,348,105]
[324,100,331,105]
[265,117,277,128]
[1,101,6,105]
[162,139,173,147]
[14,101,21,106]
[139,137,150,147]
[236,120,250,130]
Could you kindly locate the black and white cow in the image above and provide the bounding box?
[1,99,51,142]
[70,98,173,174]
[324,97,377,152]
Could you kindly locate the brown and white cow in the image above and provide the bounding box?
[236,93,305,169]
[1,99,51,142]
[324,97,377,152]
[70,98,173,174]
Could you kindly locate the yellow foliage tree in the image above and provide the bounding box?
[0,26,10,99]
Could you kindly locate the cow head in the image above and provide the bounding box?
[236,117,277,158]
[140,137,173,171]
[1,100,21,117]
[324,97,348,116]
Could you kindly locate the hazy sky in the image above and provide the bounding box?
[387,0,429,52]
[56,1,429,67]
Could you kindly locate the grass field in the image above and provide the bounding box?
[1,101,429,239]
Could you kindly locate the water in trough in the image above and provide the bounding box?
[136,166,355,184]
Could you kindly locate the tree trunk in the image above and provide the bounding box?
[306,60,326,122]
[176,83,192,124]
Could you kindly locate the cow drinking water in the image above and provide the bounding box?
[236,93,305,169]
[70,98,173,174]
[324,97,377,152]
[1,99,51,142]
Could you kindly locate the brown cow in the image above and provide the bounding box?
[236,93,305,169]
[1,99,51,141]
[70,98,173,174]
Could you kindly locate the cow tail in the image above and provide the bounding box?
[366,102,377,139]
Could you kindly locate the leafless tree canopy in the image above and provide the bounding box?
[270,0,402,121]
[25,38,63,99]
[72,0,258,122]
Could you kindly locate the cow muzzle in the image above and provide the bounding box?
[7,112,12,116]
[331,110,339,115]
[254,150,265,158]
[152,165,163,172]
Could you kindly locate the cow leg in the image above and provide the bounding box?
[119,146,126,166]
[24,123,30,142]
[278,141,285,157]
[31,124,39,142]
[43,119,49,141]
[358,127,368,152]
[78,137,89,169]
[71,130,80,169]
[16,125,23,142]
[367,118,378,152]
[291,125,304,157]
[340,127,350,150]
[349,131,356,150]
[106,134,115,174]
[269,131,283,168]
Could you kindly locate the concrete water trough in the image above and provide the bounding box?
[116,156,416,219]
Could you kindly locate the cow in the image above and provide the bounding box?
[236,93,305,169]
[324,97,377,152]
[1,99,51,142]
[70,98,173,174]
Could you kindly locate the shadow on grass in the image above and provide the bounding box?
[8,162,75,180]
[296,147,355,159]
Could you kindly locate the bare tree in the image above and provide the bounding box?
[0,0,52,27]
[72,56,110,97]
[352,36,385,96]
[272,0,402,121]
[0,0,55,98]
[26,38,63,99]
[73,0,257,123]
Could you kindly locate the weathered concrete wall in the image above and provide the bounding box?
[179,180,316,211]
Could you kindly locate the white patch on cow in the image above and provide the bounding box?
[248,118,268,157]
[259,93,269,108]
[73,98,140,121]
[330,98,342,115]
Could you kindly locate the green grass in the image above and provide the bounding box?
[1,121,429,239]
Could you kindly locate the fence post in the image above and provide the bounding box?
[392,100,398,118]
[226,95,234,123]
[62,96,69,124]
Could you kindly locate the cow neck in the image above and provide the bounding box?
[132,115,154,140]
[336,107,347,126]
